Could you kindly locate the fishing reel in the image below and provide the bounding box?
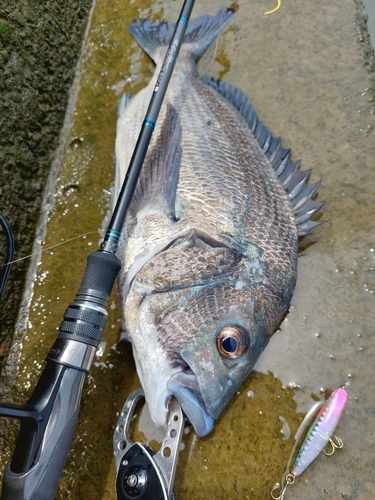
[113,388,184,500]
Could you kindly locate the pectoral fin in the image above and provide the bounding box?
[130,104,182,220]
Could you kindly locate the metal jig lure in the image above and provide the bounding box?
[271,388,348,500]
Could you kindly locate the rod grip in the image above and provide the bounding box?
[77,251,121,300]
[58,251,121,347]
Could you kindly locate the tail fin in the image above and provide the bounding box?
[129,8,235,63]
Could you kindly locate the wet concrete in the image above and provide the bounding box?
[1,0,375,499]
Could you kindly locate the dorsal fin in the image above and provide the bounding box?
[131,103,182,219]
[201,76,326,237]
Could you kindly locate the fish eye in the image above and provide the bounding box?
[216,325,249,359]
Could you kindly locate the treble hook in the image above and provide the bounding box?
[324,435,344,456]
[271,474,295,500]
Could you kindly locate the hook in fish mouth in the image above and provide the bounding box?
[167,369,214,437]
[132,349,213,437]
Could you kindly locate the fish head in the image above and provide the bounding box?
[166,284,268,436]
[124,234,281,437]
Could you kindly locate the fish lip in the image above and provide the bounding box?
[167,370,214,437]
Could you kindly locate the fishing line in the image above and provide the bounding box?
[4,231,98,266]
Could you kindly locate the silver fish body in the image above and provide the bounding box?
[115,10,324,436]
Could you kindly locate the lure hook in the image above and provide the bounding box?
[324,435,344,456]
[271,474,295,500]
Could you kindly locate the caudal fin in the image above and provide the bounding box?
[129,8,235,63]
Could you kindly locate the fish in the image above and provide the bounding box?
[115,9,325,437]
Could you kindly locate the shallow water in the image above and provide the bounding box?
[362,0,375,49]
[1,0,375,499]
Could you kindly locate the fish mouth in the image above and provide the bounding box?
[167,365,214,437]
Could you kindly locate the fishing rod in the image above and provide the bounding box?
[0,1,194,498]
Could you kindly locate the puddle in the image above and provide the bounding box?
[362,0,375,50]
[1,0,375,499]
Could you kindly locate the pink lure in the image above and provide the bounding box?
[292,388,347,476]
[271,388,348,500]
